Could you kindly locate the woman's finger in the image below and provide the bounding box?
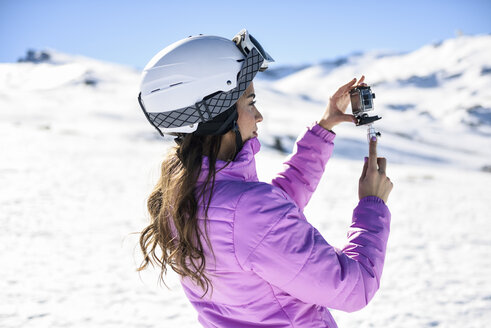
[341,114,357,124]
[360,157,369,179]
[349,75,366,91]
[377,157,387,174]
[333,78,357,97]
[368,137,378,171]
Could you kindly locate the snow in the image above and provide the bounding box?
[1,35,491,327]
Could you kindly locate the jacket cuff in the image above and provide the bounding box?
[354,196,391,230]
[359,195,386,205]
[358,196,391,220]
[310,122,336,143]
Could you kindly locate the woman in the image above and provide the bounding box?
[137,29,393,328]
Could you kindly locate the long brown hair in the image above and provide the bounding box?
[137,133,225,298]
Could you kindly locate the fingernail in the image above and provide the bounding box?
[371,136,377,142]
[364,157,368,163]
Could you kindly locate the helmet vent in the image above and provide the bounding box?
[150,88,160,93]
[169,82,183,87]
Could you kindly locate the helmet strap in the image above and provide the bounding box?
[231,120,243,160]
[194,104,240,136]
[192,104,244,160]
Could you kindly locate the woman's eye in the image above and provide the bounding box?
[250,101,256,106]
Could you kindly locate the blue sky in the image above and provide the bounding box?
[1,0,490,69]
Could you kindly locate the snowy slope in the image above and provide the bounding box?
[1,36,491,328]
[258,34,491,171]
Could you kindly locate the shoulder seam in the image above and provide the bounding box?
[233,183,293,270]
[242,203,293,267]
[280,227,316,288]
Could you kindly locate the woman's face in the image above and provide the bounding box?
[236,82,263,142]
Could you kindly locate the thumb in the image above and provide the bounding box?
[341,114,357,124]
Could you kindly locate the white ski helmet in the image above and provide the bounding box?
[138,29,274,136]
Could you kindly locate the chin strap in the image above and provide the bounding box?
[194,105,244,160]
[230,120,243,160]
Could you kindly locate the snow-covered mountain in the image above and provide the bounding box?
[2,34,490,171]
[272,35,491,130]
[256,34,491,170]
[1,35,491,328]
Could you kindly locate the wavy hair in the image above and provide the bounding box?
[137,133,225,298]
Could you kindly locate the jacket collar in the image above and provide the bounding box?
[198,137,261,183]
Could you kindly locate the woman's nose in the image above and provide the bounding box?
[255,108,263,123]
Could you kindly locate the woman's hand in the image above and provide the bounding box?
[319,76,366,131]
[359,137,393,203]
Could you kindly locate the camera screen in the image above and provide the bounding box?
[361,90,373,110]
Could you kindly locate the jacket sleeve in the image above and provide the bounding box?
[234,186,391,313]
[271,123,335,212]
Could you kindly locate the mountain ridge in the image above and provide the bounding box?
[1,34,490,170]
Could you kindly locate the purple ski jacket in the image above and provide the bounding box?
[179,123,391,327]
